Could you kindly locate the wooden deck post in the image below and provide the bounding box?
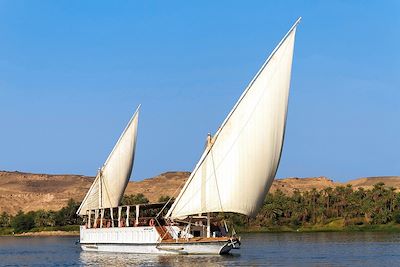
[207,212,211,238]
[94,209,99,228]
[118,207,122,227]
[126,206,130,227]
[135,205,140,226]
[88,210,91,229]
[100,209,104,228]
[110,207,114,227]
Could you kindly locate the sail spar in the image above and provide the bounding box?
[77,106,140,216]
[166,19,300,219]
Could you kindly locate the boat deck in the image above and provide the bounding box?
[162,236,230,244]
[154,226,230,243]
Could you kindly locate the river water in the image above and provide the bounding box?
[1,232,399,266]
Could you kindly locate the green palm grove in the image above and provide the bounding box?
[1,183,399,234]
[234,182,400,230]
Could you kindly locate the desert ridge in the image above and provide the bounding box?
[0,170,399,215]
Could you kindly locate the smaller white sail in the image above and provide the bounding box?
[77,106,140,216]
[166,18,300,219]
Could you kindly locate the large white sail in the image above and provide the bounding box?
[77,106,140,215]
[166,19,300,219]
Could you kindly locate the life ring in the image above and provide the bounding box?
[149,218,155,227]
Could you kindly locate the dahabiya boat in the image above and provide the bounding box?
[76,18,300,255]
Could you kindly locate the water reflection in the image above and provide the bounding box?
[79,251,240,266]
[1,233,400,266]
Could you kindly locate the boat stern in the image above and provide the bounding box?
[219,236,241,255]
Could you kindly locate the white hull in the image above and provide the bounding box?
[79,226,238,255]
[81,242,231,255]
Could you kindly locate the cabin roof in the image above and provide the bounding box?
[122,201,170,209]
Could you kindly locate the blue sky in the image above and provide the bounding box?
[0,1,399,182]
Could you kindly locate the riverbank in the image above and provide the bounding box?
[16,230,79,236]
[238,221,400,233]
[2,222,400,236]
[0,225,79,236]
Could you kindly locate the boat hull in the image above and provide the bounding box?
[79,226,239,255]
[81,241,231,255]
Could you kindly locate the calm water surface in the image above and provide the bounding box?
[1,232,399,266]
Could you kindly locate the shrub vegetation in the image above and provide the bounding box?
[1,186,400,234]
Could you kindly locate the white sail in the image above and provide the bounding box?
[166,19,300,219]
[77,106,140,215]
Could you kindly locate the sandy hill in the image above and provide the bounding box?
[269,177,338,195]
[0,170,399,215]
[0,171,190,215]
[124,171,190,202]
[346,176,400,190]
[0,171,93,215]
